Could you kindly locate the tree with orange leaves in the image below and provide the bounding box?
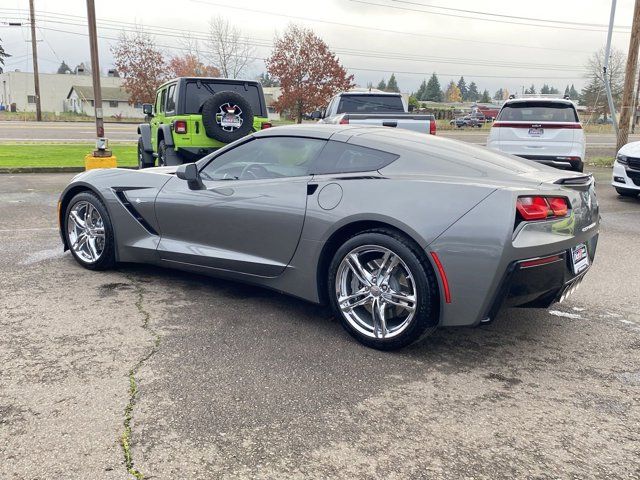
[266,25,354,123]
[112,30,166,104]
[167,54,220,78]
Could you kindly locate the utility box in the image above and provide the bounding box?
[84,154,117,170]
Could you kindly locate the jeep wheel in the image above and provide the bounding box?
[138,138,154,169]
[158,140,167,167]
[201,91,254,143]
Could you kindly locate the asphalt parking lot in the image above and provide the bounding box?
[1,168,640,479]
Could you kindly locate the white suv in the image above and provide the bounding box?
[612,141,640,198]
[487,97,585,172]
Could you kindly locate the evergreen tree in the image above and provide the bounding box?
[569,84,579,100]
[525,84,536,94]
[57,60,72,74]
[494,88,504,101]
[0,37,10,70]
[457,76,468,101]
[467,81,479,102]
[377,79,387,91]
[549,86,559,95]
[564,85,570,97]
[480,89,491,103]
[415,79,427,100]
[540,84,550,95]
[408,95,420,111]
[386,73,400,93]
[258,72,280,87]
[424,73,443,102]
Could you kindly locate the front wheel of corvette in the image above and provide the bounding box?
[64,191,116,270]
[328,229,439,350]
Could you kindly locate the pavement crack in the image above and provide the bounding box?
[120,275,160,480]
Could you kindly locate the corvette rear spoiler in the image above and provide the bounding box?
[554,174,593,190]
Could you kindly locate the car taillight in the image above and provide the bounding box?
[174,120,187,134]
[339,117,349,125]
[516,196,569,221]
[429,120,436,135]
[261,122,272,129]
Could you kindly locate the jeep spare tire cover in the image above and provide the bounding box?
[201,91,254,143]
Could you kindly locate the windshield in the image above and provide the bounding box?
[498,102,578,122]
[336,95,405,114]
[184,80,264,116]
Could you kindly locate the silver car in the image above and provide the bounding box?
[58,125,599,350]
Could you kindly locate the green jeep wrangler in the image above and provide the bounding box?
[137,77,271,168]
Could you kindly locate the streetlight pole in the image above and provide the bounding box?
[86,0,104,141]
[28,0,42,121]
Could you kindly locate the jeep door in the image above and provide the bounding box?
[154,136,326,277]
[150,87,166,149]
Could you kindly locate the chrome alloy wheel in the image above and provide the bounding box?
[335,245,417,339]
[67,201,105,263]
[216,103,244,132]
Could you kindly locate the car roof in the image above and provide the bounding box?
[503,97,575,106]
[157,77,261,89]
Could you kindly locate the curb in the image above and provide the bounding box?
[0,166,138,174]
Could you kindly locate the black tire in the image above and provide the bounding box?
[328,229,439,350]
[158,139,167,166]
[201,91,254,143]
[64,191,116,271]
[137,138,154,169]
[615,187,638,198]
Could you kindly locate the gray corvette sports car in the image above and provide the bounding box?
[59,125,599,350]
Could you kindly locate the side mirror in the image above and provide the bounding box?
[310,110,322,119]
[176,163,204,190]
[142,103,153,115]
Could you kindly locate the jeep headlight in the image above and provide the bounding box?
[616,154,628,165]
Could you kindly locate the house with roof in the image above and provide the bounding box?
[66,85,144,118]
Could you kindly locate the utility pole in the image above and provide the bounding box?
[617,0,640,152]
[604,0,618,134]
[28,0,42,121]
[86,0,104,140]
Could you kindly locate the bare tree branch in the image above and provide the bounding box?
[206,16,255,79]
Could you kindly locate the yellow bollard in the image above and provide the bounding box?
[84,154,117,170]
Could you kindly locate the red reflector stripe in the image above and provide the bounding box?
[492,122,581,129]
[429,120,436,135]
[520,255,562,268]
[430,252,451,304]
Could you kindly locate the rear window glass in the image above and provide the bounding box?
[498,102,578,122]
[312,141,398,174]
[184,81,264,116]
[337,95,404,114]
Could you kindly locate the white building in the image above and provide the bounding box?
[0,70,142,117]
[66,85,142,119]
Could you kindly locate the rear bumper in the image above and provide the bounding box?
[484,234,598,321]
[516,154,583,172]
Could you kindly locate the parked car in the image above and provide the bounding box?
[612,141,640,198]
[487,97,585,172]
[58,125,599,350]
[449,114,483,128]
[315,91,436,135]
[137,77,271,169]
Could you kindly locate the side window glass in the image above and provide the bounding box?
[201,137,326,181]
[155,91,162,113]
[165,84,176,113]
[159,89,166,113]
[312,141,399,175]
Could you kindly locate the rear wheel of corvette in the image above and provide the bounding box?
[615,187,638,198]
[328,229,439,350]
[64,191,116,270]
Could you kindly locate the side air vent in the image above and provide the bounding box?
[554,174,593,191]
[113,190,159,235]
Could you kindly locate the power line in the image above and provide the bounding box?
[0,9,589,73]
[32,25,588,81]
[0,6,594,54]
[388,0,632,30]
[349,0,633,33]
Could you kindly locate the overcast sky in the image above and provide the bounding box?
[0,0,635,95]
